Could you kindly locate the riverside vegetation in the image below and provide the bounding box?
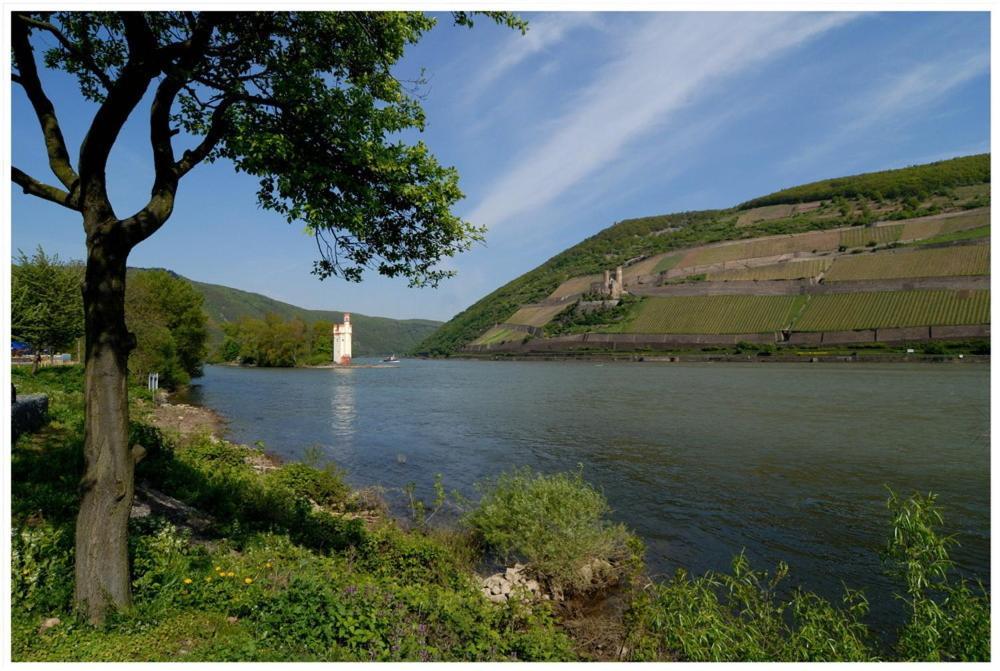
[11,366,989,661]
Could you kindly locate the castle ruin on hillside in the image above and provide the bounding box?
[332,313,352,365]
[591,265,625,299]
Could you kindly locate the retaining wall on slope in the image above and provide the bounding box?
[462,324,989,353]
[630,275,989,298]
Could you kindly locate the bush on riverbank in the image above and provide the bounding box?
[464,467,643,594]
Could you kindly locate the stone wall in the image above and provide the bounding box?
[631,275,989,298]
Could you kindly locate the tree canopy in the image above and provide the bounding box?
[11,247,85,364]
[13,11,522,284]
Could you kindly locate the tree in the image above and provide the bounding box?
[11,247,85,373]
[11,10,524,623]
[125,270,208,388]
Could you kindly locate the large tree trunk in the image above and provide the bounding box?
[74,225,137,624]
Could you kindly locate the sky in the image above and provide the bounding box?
[9,11,991,322]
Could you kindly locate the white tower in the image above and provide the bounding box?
[332,313,352,365]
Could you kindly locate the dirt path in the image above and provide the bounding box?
[147,398,227,440]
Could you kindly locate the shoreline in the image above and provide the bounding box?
[442,351,990,364]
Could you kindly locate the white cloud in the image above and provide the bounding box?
[463,12,600,104]
[464,12,857,232]
[783,50,989,169]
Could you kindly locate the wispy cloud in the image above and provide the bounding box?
[464,12,857,232]
[783,50,989,169]
[462,12,600,105]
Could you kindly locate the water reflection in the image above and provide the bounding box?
[330,374,357,440]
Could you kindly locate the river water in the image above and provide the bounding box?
[185,359,989,629]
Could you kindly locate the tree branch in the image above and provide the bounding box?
[11,166,79,210]
[77,12,161,211]
[11,14,80,193]
[14,13,114,90]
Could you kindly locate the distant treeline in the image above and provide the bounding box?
[217,314,334,367]
[739,154,990,209]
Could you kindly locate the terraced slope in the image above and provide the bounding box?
[708,259,832,282]
[414,154,990,355]
[824,246,989,282]
[793,290,990,331]
[625,295,807,334]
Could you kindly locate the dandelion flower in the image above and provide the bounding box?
[215,566,221,571]
[227,572,235,577]
[265,562,273,569]
[183,578,193,585]
[244,578,253,585]
[218,571,225,577]
[205,577,212,582]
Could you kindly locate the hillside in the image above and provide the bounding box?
[128,270,441,357]
[415,154,990,355]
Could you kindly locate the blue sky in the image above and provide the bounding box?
[10,11,990,322]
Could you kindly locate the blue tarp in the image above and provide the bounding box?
[11,340,31,352]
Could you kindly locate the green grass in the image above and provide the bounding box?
[625,295,806,334]
[824,246,989,281]
[915,226,991,246]
[472,326,522,346]
[793,290,990,331]
[652,253,684,274]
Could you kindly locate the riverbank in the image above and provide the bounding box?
[11,366,990,661]
[451,350,990,364]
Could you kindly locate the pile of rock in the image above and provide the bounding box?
[480,564,546,604]
[481,557,621,605]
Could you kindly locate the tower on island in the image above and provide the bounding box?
[332,313,352,365]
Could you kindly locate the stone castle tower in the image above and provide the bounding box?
[332,313,352,365]
[601,266,624,299]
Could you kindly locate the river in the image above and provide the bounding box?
[183,359,989,630]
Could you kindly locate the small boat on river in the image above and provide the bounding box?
[382,354,400,363]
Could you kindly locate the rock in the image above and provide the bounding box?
[226,616,239,624]
[500,580,511,595]
[38,617,60,634]
[489,582,502,595]
[130,500,152,519]
[505,566,519,580]
[578,563,594,584]
[526,579,540,593]
[488,593,506,604]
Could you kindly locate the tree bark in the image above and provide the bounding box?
[74,221,136,624]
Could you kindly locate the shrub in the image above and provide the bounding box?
[11,522,75,614]
[265,462,350,509]
[624,553,875,662]
[464,467,642,592]
[884,490,990,661]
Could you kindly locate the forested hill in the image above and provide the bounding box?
[127,269,441,356]
[414,154,990,355]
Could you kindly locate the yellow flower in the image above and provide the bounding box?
[265,562,273,569]
[205,577,212,582]
[244,578,253,585]
[215,566,221,571]
[227,572,235,577]
[218,572,225,577]
[183,578,193,585]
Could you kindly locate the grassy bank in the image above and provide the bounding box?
[11,366,990,661]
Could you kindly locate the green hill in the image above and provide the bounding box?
[128,269,441,357]
[415,154,990,355]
